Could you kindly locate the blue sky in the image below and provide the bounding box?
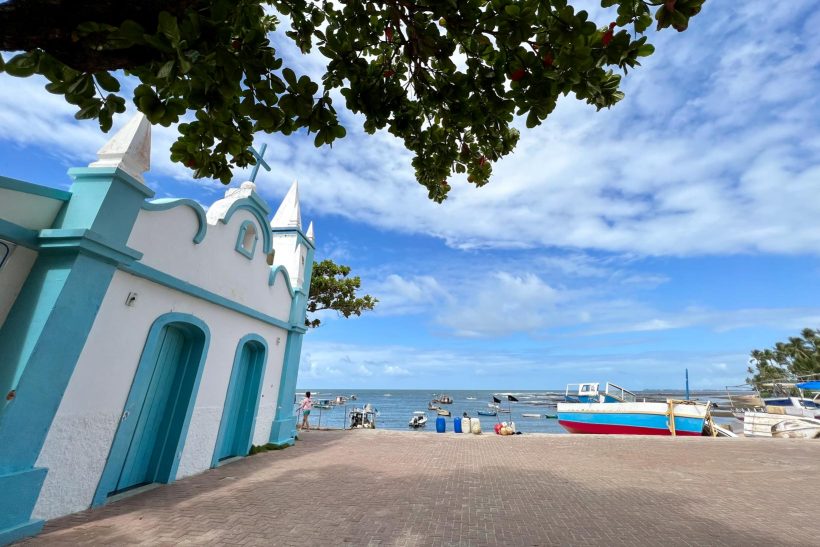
[2,1,820,390]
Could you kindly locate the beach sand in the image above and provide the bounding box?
[23,430,817,546]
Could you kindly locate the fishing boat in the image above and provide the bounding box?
[477,410,497,417]
[437,408,452,417]
[437,394,453,404]
[728,379,820,436]
[557,382,711,436]
[428,401,440,411]
[314,399,333,410]
[348,405,377,429]
[771,417,820,439]
[334,395,347,405]
[408,411,428,428]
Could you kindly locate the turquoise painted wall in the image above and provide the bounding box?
[0,166,152,544]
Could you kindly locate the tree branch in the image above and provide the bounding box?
[0,0,194,71]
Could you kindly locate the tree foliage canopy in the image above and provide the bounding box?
[1,0,703,200]
[307,259,377,328]
[747,328,820,387]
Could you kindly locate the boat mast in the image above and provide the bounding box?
[685,368,690,401]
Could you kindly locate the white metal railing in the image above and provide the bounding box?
[605,383,637,403]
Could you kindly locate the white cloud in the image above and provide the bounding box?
[369,273,450,316]
[1,3,818,258]
[300,339,751,389]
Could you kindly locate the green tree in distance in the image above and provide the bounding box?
[1,0,703,201]
[747,328,820,389]
[307,259,377,328]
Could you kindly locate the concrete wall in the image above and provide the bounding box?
[33,198,298,521]
[0,243,37,329]
[128,205,293,322]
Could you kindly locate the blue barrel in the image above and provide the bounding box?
[454,417,463,433]
[436,416,446,433]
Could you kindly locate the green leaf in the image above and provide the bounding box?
[157,11,180,44]
[636,44,655,57]
[282,68,298,88]
[94,72,120,92]
[157,60,175,79]
[75,101,102,120]
[4,53,38,78]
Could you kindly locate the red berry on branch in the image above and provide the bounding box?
[385,27,394,42]
[383,69,396,78]
[542,53,554,67]
[602,30,613,47]
[478,156,487,167]
[510,68,526,82]
[232,39,241,50]
[609,22,617,30]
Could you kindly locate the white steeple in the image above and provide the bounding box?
[270,181,301,230]
[306,221,315,243]
[206,181,258,224]
[88,113,151,183]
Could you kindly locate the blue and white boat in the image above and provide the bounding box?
[557,382,711,436]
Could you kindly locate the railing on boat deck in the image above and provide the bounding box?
[605,383,637,403]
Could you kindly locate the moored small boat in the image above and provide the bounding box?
[428,401,440,411]
[437,408,452,417]
[408,411,428,428]
[437,394,453,404]
[477,410,497,417]
[521,413,541,418]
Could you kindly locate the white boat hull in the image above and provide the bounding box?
[771,418,820,439]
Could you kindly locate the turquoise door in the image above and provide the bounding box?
[214,340,266,463]
[114,325,202,493]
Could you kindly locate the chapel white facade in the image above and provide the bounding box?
[0,114,314,544]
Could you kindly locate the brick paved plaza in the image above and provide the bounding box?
[22,430,818,546]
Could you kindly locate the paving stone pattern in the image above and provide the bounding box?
[22,430,819,546]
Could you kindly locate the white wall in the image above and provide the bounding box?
[127,206,294,322]
[33,269,288,521]
[0,243,37,328]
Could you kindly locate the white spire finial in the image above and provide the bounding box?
[88,113,151,183]
[270,181,302,230]
[306,221,315,243]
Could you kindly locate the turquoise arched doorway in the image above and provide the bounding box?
[212,335,268,466]
[92,313,210,506]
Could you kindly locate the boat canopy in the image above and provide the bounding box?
[797,381,820,390]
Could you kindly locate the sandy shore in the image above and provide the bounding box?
[23,430,817,546]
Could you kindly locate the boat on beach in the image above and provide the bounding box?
[557,382,712,436]
[728,379,820,437]
[408,411,428,428]
[771,417,820,438]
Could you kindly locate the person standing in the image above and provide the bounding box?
[297,391,313,431]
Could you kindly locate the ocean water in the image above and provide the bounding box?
[295,389,733,434]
